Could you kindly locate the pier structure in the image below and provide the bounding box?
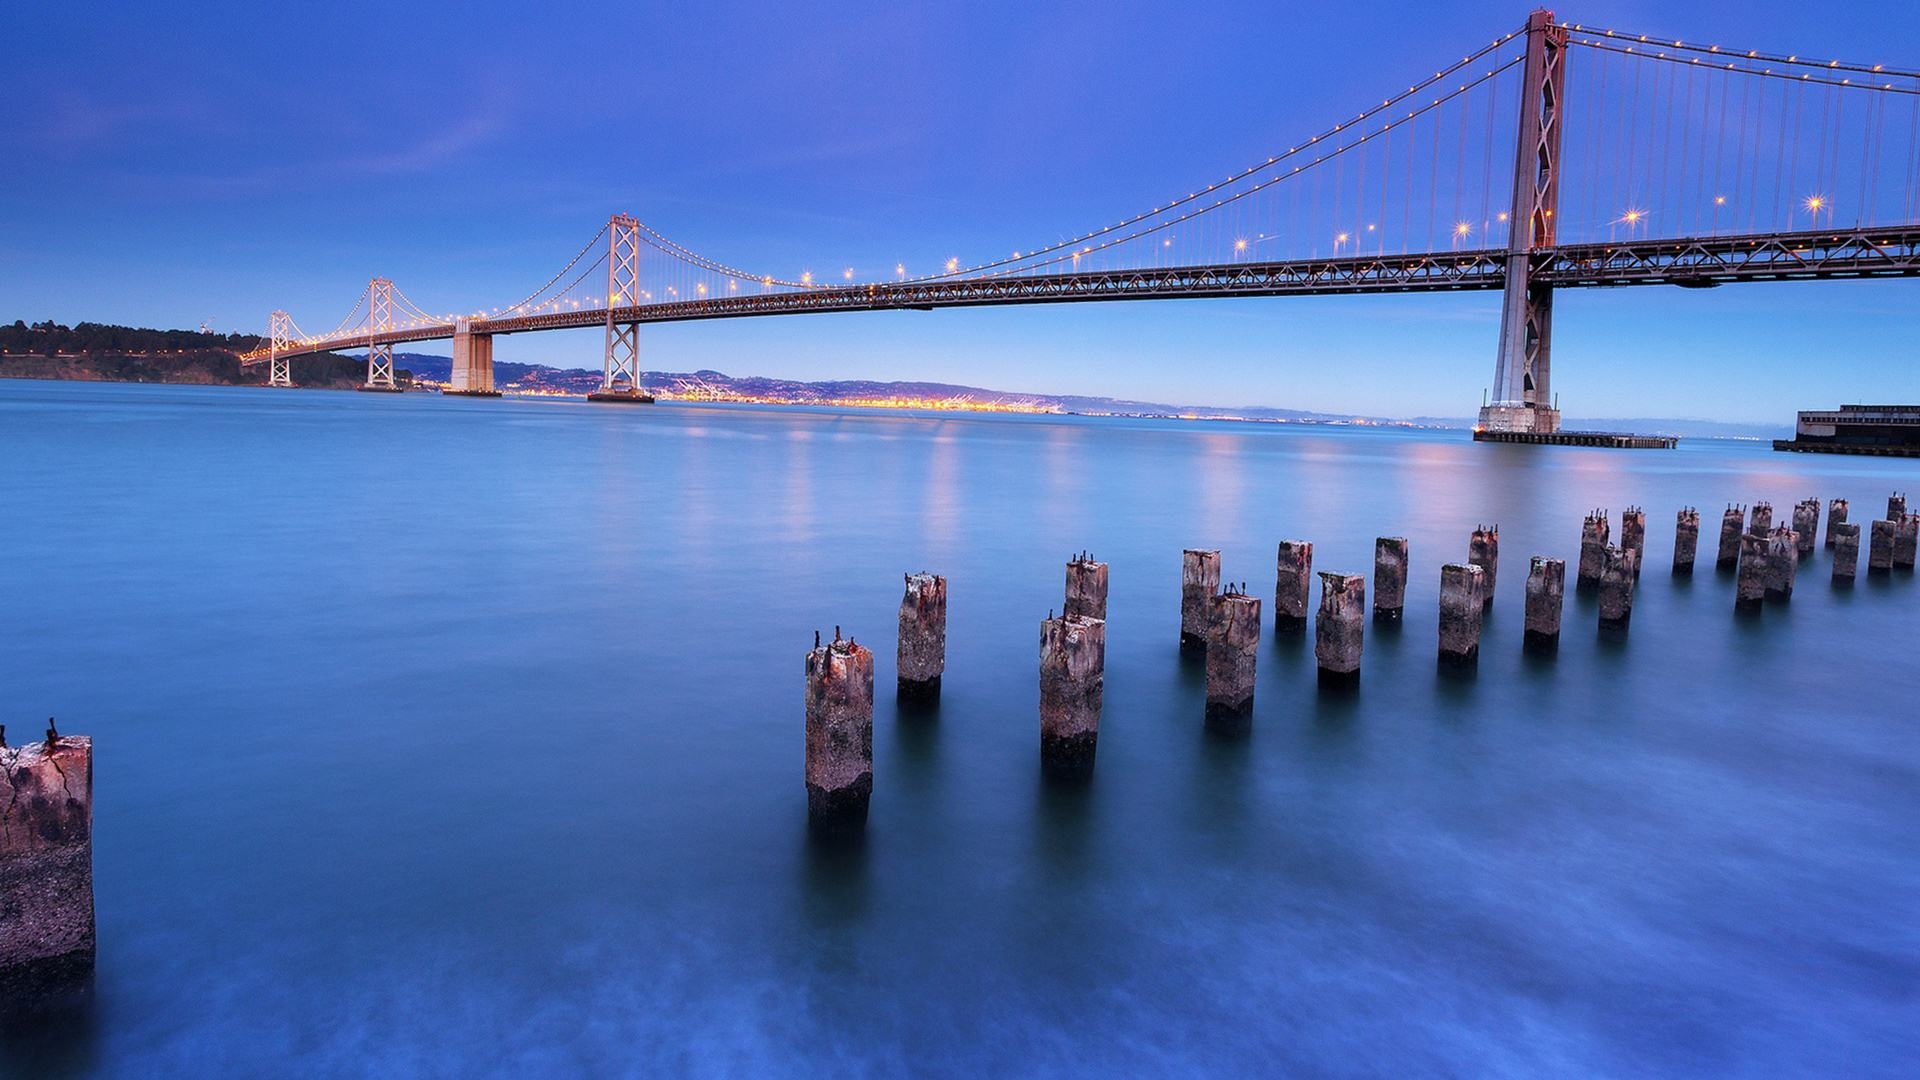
[1750,502,1773,537]
[1792,499,1820,556]
[1598,547,1638,630]
[1438,564,1486,668]
[1869,518,1897,574]
[1716,506,1745,571]
[805,633,874,831]
[1468,526,1499,607]
[1373,537,1408,623]
[1273,540,1313,633]
[1204,588,1262,731]
[1673,508,1699,575]
[1039,613,1106,777]
[1314,573,1366,687]
[1895,514,1919,570]
[1577,509,1611,591]
[1620,508,1646,574]
[1826,499,1848,548]
[1180,550,1221,654]
[1064,553,1108,621]
[1831,523,1861,582]
[1890,493,1908,521]
[0,724,94,1004]
[1764,527,1799,600]
[1523,556,1565,653]
[1736,534,1770,612]
[897,573,948,702]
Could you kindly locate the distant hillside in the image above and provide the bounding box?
[0,320,425,389]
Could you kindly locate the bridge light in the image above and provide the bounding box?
[946,258,959,273]
[1234,238,1248,252]
[1497,212,1509,222]
[844,268,854,280]
[801,271,813,285]
[1714,195,1727,206]
[1804,194,1825,212]
[1454,221,1472,237]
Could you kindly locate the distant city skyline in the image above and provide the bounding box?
[5,0,1919,422]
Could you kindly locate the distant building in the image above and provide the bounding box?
[1774,405,1920,457]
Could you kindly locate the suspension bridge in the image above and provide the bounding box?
[241,10,1920,434]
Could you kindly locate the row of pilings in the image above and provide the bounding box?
[799,491,1918,835]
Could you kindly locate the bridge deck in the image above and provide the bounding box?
[254,226,1920,362]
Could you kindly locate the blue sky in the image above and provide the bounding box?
[4,0,1918,422]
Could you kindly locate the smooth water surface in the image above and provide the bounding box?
[1,380,1915,1077]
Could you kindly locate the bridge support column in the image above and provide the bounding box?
[359,278,401,393]
[267,310,294,387]
[1479,8,1567,436]
[448,319,500,397]
[589,214,654,404]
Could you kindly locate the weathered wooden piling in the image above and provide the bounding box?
[1896,514,1919,570]
[896,573,947,701]
[1577,509,1611,590]
[1437,563,1485,668]
[1736,533,1769,612]
[1716,505,1745,570]
[1749,502,1773,537]
[1204,589,1261,730]
[1825,498,1848,549]
[1314,572,1365,687]
[1064,553,1108,621]
[1180,549,1221,654]
[1869,518,1897,574]
[1468,526,1498,607]
[1673,508,1699,575]
[1792,499,1819,556]
[806,633,874,830]
[1040,613,1105,777]
[1832,522,1860,583]
[1373,537,1408,623]
[1273,540,1313,632]
[1620,507,1646,574]
[1524,557,1565,653]
[1889,492,1907,520]
[1764,527,1799,600]
[1598,547,1638,630]
[1,723,95,1002]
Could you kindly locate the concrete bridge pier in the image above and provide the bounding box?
[1831,523,1860,583]
[1064,554,1108,621]
[1716,506,1745,571]
[1736,534,1770,612]
[1620,508,1646,574]
[1273,541,1313,633]
[1826,499,1849,548]
[1314,573,1365,688]
[1598,547,1638,631]
[1792,499,1820,557]
[1897,514,1920,571]
[1524,556,1565,653]
[1577,510,1611,591]
[1373,537,1408,623]
[1204,589,1261,731]
[1040,613,1105,778]
[897,574,947,702]
[1869,518,1897,574]
[447,319,500,397]
[1765,527,1799,600]
[1180,550,1221,654]
[1673,508,1699,575]
[805,632,874,833]
[1468,527,1498,607]
[1438,563,1486,669]
[1889,492,1907,521]
[1750,502,1773,537]
[1,724,95,1004]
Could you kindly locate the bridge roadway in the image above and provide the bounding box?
[263,225,1920,361]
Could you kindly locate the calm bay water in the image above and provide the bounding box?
[1,379,1915,1077]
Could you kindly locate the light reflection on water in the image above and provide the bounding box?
[0,380,1915,1077]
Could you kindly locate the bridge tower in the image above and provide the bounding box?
[589,214,652,402]
[362,277,399,392]
[267,310,294,387]
[1480,8,1568,435]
